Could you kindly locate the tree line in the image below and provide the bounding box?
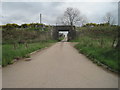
[1,23,50,30]
[2,23,53,49]
[56,7,119,49]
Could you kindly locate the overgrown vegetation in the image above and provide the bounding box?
[2,41,56,66]
[0,27,2,65]
[0,44,1,65]
[72,25,119,72]
[2,23,53,44]
[58,33,65,41]
[2,23,56,66]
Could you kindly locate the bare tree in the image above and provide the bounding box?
[79,15,88,26]
[103,12,116,25]
[104,12,111,24]
[103,12,118,48]
[57,7,87,26]
[56,16,70,25]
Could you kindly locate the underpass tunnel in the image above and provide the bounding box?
[58,30,69,42]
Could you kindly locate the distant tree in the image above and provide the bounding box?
[80,15,88,26]
[83,23,97,27]
[21,24,28,28]
[57,7,87,26]
[103,12,116,25]
[29,23,44,28]
[2,23,19,30]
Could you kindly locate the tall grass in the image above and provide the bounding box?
[0,44,2,65]
[72,26,119,72]
[2,40,56,66]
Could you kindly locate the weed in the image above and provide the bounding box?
[2,41,55,66]
[73,26,119,72]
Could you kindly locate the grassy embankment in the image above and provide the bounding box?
[2,40,56,66]
[0,44,1,65]
[2,23,57,66]
[72,26,119,72]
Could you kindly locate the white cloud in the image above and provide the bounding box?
[1,2,118,25]
[1,0,120,2]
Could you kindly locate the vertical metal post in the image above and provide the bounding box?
[40,14,42,24]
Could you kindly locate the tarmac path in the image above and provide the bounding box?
[3,42,118,88]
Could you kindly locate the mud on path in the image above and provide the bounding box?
[3,42,118,88]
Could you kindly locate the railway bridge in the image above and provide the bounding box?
[52,25,76,41]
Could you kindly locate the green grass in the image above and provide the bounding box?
[2,41,56,66]
[73,36,119,72]
[0,44,2,65]
[58,37,64,41]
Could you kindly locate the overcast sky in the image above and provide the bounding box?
[1,0,119,25]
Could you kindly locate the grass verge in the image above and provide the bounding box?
[2,40,56,66]
[73,36,119,72]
